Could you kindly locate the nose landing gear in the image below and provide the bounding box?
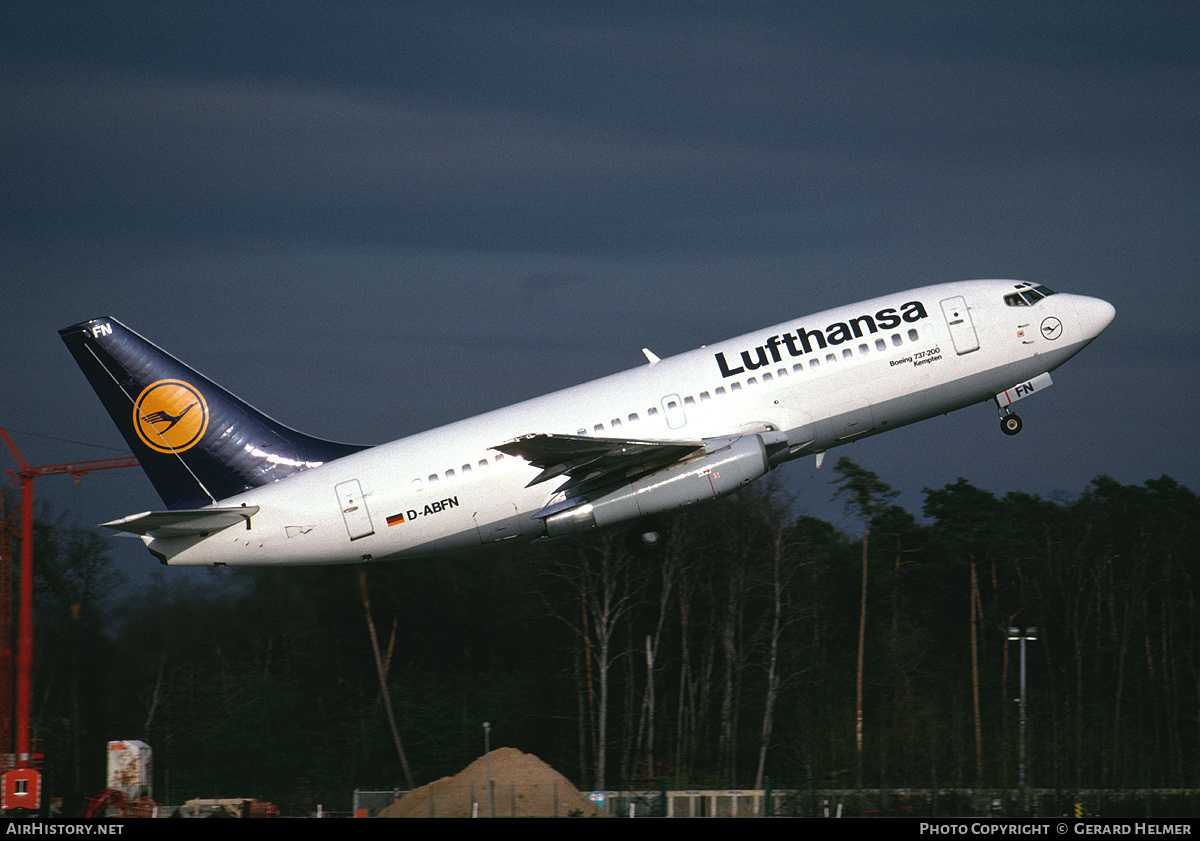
[1000,411,1023,436]
[994,373,1053,437]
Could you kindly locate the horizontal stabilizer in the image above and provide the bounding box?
[101,506,260,538]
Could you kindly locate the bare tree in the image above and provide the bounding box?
[541,533,638,790]
[754,515,798,789]
[832,458,897,790]
[355,566,414,789]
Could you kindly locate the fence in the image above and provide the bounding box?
[353,782,597,817]
[760,786,1200,818]
[353,787,1200,818]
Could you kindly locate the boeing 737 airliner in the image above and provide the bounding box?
[60,279,1114,566]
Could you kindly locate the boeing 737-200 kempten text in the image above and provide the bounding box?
[60,279,1114,566]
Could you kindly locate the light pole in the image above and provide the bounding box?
[1008,627,1037,814]
[483,721,493,818]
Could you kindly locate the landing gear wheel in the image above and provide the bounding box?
[625,517,667,558]
[1001,413,1023,436]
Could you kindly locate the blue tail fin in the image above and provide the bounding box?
[60,317,367,510]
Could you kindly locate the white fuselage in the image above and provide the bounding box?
[148,279,1114,565]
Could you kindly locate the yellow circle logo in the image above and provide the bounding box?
[132,380,209,454]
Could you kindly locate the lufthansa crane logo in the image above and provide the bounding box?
[1040,317,1063,341]
[132,380,209,454]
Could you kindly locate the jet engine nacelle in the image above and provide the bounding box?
[541,434,769,538]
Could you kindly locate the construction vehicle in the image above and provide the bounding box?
[82,789,155,819]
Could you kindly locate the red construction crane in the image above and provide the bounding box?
[0,428,138,811]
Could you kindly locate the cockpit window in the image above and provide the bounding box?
[1004,284,1058,307]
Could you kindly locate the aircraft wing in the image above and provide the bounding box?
[101,506,260,538]
[493,433,705,495]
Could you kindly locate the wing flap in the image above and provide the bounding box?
[493,433,705,493]
[102,506,260,538]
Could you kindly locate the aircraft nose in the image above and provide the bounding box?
[1074,295,1116,339]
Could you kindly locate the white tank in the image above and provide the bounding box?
[106,740,152,800]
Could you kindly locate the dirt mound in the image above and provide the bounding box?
[380,747,603,818]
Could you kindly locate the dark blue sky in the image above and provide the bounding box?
[2,2,1197,577]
